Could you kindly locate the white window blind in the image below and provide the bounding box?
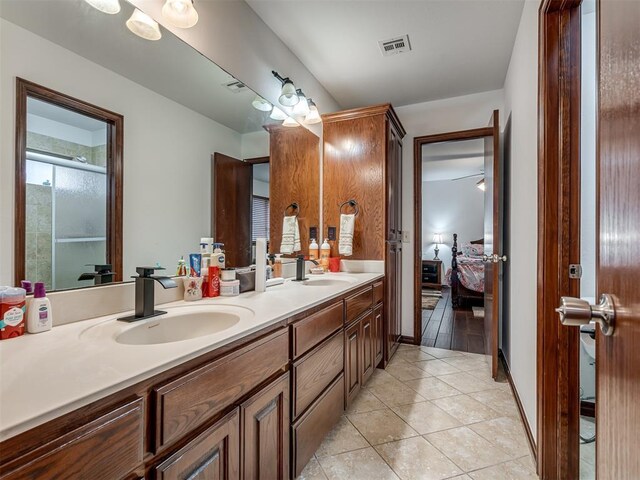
[252,196,270,242]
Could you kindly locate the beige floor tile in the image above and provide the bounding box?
[297,457,328,480]
[315,416,370,457]
[468,459,538,479]
[367,368,399,388]
[415,359,462,375]
[420,346,466,358]
[449,476,473,480]
[318,446,400,480]
[367,378,427,407]
[432,395,501,424]
[469,416,530,458]
[404,377,462,400]
[441,355,490,372]
[386,359,433,381]
[425,426,512,472]
[347,408,418,445]
[392,401,462,434]
[346,388,387,414]
[516,455,537,471]
[396,349,437,363]
[436,372,500,394]
[468,389,520,417]
[465,365,496,381]
[375,436,463,480]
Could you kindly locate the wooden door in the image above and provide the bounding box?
[241,374,289,480]
[596,2,640,477]
[344,320,361,407]
[482,110,501,379]
[212,153,252,267]
[360,312,374,384]
[155,409,240,480]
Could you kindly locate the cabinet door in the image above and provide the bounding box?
[241,374,289,480]
[386,124,399,240]
[373,303,384,368]
[360,311,374,385]
[395,246,403,346]
[344,320,361,408]
[155,409,240,480]
[385,244,399,361]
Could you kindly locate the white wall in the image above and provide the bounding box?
[241,130,270,159]
[396,89,504,338]
[502,0,539,438]
[0,20,242,284]
[422,176,485,274]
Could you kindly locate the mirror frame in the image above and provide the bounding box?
[14,78,124,287]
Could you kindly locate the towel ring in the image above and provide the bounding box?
[339,199,359,216]
[284,202,299,217]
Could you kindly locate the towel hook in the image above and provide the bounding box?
[284,202,299,217]
[339,199,359,216]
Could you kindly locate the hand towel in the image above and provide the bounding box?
[338,213,355,256]
[280,215,301,254]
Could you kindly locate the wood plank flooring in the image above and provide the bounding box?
[421,287,486,354]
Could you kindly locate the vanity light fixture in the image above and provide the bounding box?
[272,71,299,107]
[84,0,121,14]
[126,8,162,40]
[252,95,273,112]
[270,106,288,121]
[282,116,299,127]
[303,99,321,125]
[476,178,486,191]
[292,89,310,116]
[162,0,199,28]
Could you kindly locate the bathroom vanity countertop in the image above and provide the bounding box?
[0,272,383,441]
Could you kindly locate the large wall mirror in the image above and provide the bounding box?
[1,0,320,291]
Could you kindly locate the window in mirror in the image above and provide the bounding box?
[251,163,270,243]
[15,79,123,290]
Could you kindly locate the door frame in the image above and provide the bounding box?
[412,126,494,346]
[537,0,582,478]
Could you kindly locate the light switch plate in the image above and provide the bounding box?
[402,230,410,243]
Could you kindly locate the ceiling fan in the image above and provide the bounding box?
[450,171,486,191]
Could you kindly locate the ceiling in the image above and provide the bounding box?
[1,0,275,134]
[422,138,484,182]
[246,0,525,108]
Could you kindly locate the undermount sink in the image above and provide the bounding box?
[80,305,253,346]
[302,276,355,287]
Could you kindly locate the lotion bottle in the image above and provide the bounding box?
[309,239,319,261]
[26,282,52,333]
[320,238,331,271]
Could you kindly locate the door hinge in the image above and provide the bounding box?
[569,264,582,279]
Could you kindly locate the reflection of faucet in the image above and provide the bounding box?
[118,266,177,322]
[78,264,115,285]
[296,255,319,281]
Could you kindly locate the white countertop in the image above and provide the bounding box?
[0,273,382,441]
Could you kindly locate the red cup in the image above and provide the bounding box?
[328,257,341,272]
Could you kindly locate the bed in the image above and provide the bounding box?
[446,233,485,308]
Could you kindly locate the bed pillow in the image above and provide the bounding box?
[462,243,484,257]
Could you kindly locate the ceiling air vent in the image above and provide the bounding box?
[222,79,249,93]
[378,34,411,57]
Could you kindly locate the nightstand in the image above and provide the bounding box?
[422,259,443,290]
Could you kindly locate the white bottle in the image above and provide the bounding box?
[27,282,52,333]
[320,238,331,271]
[213,243,226,269]
[309,239,319,261]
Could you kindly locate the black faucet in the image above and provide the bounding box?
[118,266,177,322]
[295,255,319,281]
[78,264,115,285]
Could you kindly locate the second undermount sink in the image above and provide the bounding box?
[302,276,356,287]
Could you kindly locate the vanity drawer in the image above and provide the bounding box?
[1,397,144,480]
[345,287,373,323]
[291,373,344,478]
[291,302,343,358]
[154,328,288,449]
[373,281,384,305]
[292,330,344,418]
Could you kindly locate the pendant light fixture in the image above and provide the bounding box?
[84,0,121,14]
[292,89,310,116]
[270,106,287,121]
[162,0,199,28]
[272,71,299,107]
[303,99,321,125]
[126,8,162,40]
[282,116,299,127]
[252,95,272,112]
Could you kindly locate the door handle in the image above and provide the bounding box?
[555,294,615,336]
[482,254,508,263]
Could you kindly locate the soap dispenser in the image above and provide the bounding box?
[320,238,331,271]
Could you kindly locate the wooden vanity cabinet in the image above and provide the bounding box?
[344,317,362,407]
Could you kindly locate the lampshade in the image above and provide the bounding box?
[292,89,310,116]
[282,116,299,127]
[270,106,287,120]
[162,0,198,28]
[126,8,162,40]
[476,179,486,191]
[252,95,272,112]
[304,101,321,125]
[278,79,299,106]
[84,0,121,14]
[433,233,443,244]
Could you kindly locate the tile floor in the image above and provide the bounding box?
[579,417,596,479]
[298,344,538,480]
